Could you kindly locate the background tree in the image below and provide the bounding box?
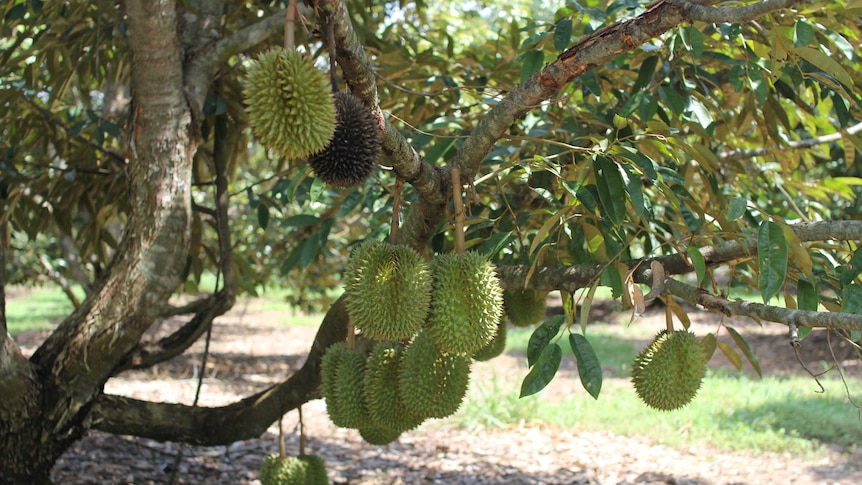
[1,0,861,482]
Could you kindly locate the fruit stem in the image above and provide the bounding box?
[389,178,404,245]
[278,415,285,457]
[451,166,466,254]
[298,405,306,457]
[284,0,297,50]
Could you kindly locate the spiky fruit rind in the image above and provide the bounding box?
[260,454,328,485]
[331,348,370,428]
[359,426,403,446]
[472,320,507,362]
[426,252,504,355]
[244,49,336,160]
[320,342,346,425]
[364,341,426,431]
[631,330,707,411]
[398,331,471,419]
[503,289,549,327]
[309,92,381,188]
[344,241,432,341]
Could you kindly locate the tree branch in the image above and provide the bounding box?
[719,121,862,161]
[664,0,802,24]
[91,296,349,445]
[664,278,862,331]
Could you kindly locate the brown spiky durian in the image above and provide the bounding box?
[243,49,336,160]
[308,92,381,188]
[631,330,708,411]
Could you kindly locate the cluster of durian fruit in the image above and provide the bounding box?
[322,241,549,445]
[243,49,380,188]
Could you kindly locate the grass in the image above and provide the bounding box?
[5,286,84,335]
[456,325,862,455]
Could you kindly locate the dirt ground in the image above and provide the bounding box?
[13,301,862,485]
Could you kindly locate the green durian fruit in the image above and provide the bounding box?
[398,331,471,419]
[331,348,370,428]
[426,252,504,355]
[260,454,329,485]
[363,341,425,432]
[358,426,402,446]
[344,241,432,341]
[308,92,381,188]
[503,289,549,327]
[472,320,507,361]
[631,330,708,411]
[320,342,346,424]
[243,49,336,160]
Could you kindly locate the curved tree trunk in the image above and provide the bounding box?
[0,1,194,482]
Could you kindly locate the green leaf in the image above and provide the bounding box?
[686,246,707,287]
[688,27,704,59]
[633,56,659,93]
[256,204,270,230]
[757,220,788,303]
[797,279,818,311]
[520,343,562,398]
[554,18,572,51]
[593,156,627,226]
[478,231,513,257]
[795,46,854,88]
[717,341,743,371]
[569,334,602,399]
[520,50,545,84]
[309,177,326,202]
[282,214,320,228]
[842,284,862,314]
[840,248,862,288]
[727,196,747,220]
[794,20,815,47]
[726,326,762,378]
[622,164,645,218]
[658,86,685,117]
[579,281,599,334]
[700,333,717,361]
[527,315,565,367]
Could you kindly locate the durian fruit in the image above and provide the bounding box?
[358,426,402,446]
[631,330,708,411]
[363,341,425,432]
[398,331,471,419]
[472,320,507,362]
[243,49,336,160]
[260,453,329,485]
[320,343,370,428]
[344,241,432,341]
[503,289,549,327]
[308,91,381,188]
[426,252,504,355]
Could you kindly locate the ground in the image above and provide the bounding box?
[12,299,862,485]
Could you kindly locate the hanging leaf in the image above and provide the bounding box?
[757,220,788,304]
[520,343,562,398]
[726,327,762,378]
[579,281,599,334]
[700,332,717,361]
[569,334,603,399]
[554,18,572,51]
[527,315,565,367]
[256,203,270,230]
[717,342,743,371]
[632,55,659,93]
[520,50,545,83]
[797,279,818,311]
[686,246,707,287]
[794,46,853,87]
[593,156,627,227]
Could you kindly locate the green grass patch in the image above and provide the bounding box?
[6,286,82,335]
[457,342,862,455]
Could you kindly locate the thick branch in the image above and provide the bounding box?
[664,278,862,331]
[91,296,349,445]
[664,0,801,24]
[720,121,862,161]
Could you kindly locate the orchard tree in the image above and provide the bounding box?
[2,0,862,482]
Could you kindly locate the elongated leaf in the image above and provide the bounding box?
[842,284,862,314]
[520,50,544,83]
[554,18,572,51]
[797,279,818,311]
[527,315,565,367]
[757,221,788,303]
[593,156,627,226]
[795,46,853,87]
[717,341,743,371]
[569,334,602,399]
[701,332,717,361]
[793,20,814,47]
[520,343,562,398]
[726,327,762,378]
[840,248,862,288]
[579,281,599,334]
[633,56,658,93]
[686,246,707,287]
[256,204,270,230]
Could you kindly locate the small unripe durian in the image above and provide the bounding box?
[503,289,549,327]
[426,252,504,355]
[472,320,507,362]
[260,453,329,485]
[364,341,426,432]
[398,331,471,419]
[243,49,336,160]
[321,343,370,428]
[309,92,381,188]
[631,330,708,411]
[344,241,432,341]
